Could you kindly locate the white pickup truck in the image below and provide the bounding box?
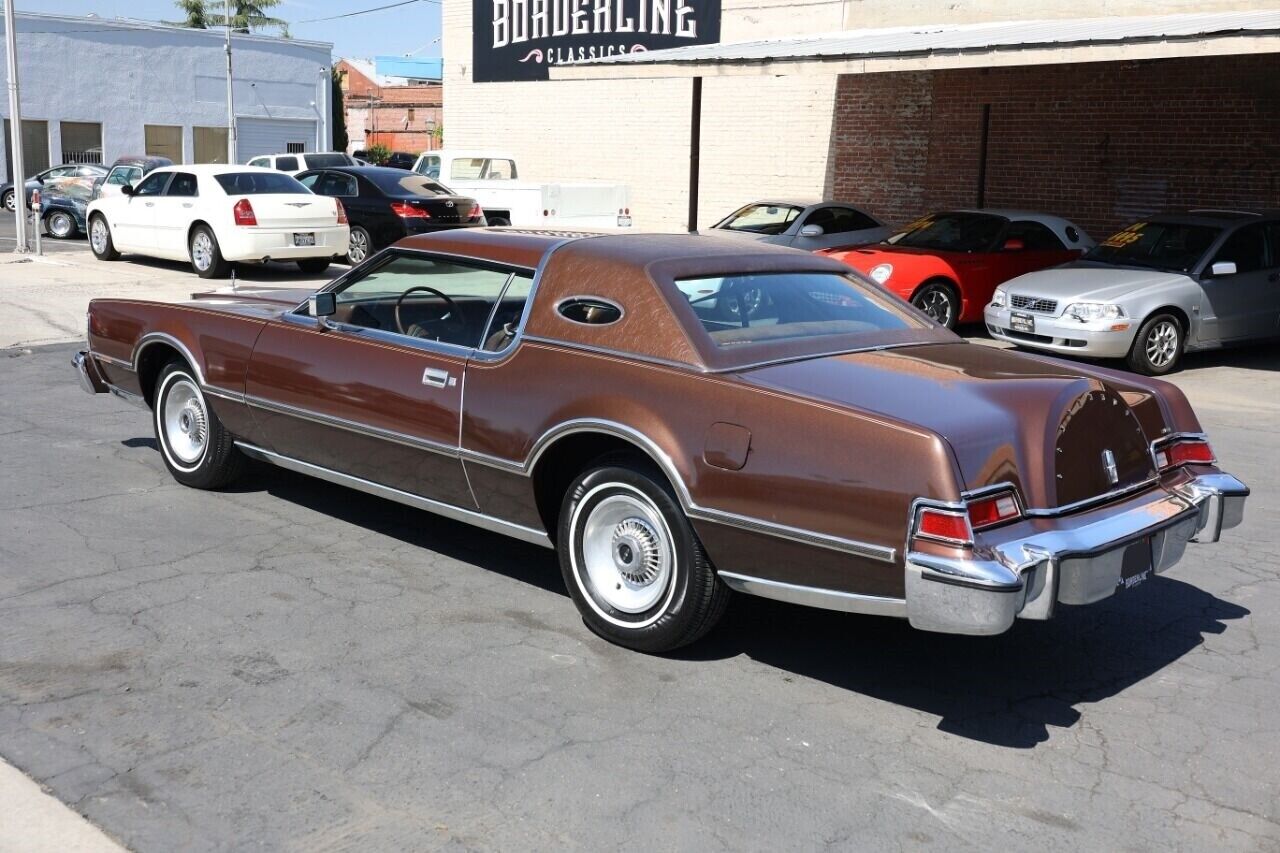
[411,150,631,229]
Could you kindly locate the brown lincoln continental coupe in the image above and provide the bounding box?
[74,229,1248,651]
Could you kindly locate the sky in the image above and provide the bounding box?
[31,0,443,60]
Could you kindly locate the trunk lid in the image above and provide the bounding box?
[395,194,480,225]
[242,194,341,229]
[738,342,1158,510]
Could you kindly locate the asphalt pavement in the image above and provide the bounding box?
[1,337,1278,851]
[1,208,89,256]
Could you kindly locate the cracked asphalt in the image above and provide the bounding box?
[1,340,1278,851]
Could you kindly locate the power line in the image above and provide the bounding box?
[297,0,436,25]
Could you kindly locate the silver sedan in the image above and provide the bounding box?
[709,200,893,251]
[985,210,1280,374]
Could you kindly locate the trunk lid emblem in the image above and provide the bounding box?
[1102,449,1119,485]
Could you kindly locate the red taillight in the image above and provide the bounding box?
[233,198,256,226]
[390,201,428,219]
[1156,438,1215,470]
[967,491,1022,530]
[914,508,972,545]
[469,203,483,221]
[335,198,348,225]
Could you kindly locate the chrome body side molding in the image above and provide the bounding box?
[243,394,458,457]
[718,571,907,618]
[234,442,553,548]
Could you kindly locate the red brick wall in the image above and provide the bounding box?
[831,55,1280,238]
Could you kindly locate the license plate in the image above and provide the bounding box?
[293,232,316,247]
[1118,536,1154,591]
[1010,310,1035,334]
[617,215,633,227]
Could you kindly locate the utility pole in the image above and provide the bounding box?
[4,0,28,253]
[224,0,236,164]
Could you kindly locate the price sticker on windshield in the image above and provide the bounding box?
[1101,222,1146,249]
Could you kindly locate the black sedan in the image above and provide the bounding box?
[296,166,484,264]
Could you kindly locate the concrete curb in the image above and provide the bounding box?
[0,758,127,852]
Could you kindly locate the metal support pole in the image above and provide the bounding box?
[687,76,702,233]
[225,0,236,164]
[4,0,28,253]
[30,188,40,256]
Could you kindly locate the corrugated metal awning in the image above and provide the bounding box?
[551,10,1280,79]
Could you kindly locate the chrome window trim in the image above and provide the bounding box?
[709,339,951,374]
[717,571,906,618]
[244,393,459,457]
[518,335,698,372]
[235,442,551,548]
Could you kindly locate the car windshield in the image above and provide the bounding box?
[1085,221,1222,272]
[674,272,920,348]
[367,171,452,197]
[889,212,1007,252]
[214,172,310,195]
[304,153,354,168]
[717,204,803,236]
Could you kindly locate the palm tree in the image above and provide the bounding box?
[173,0,211,28]
[172,0,288,35]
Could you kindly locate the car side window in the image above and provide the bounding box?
[1212,224,1268,274]
[165,172,198,197]
[132,172,170,197]
[106,166,141,186]
[275,156,299,172]
[1264,222,1280,269]
[422,156,441,179]
[324,253,522,349]
[295,173,321,190]
[314,172,357,197]
[804,206,879,235]
[480,274,534,352]
[1005,221,1066,251]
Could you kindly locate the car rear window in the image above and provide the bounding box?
[366,171,451,197]
[214,172,310,195]
[304,153,355,168]
[674,272,920,348]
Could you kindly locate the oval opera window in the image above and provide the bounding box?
[558,297,623,326]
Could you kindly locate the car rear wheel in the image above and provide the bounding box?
[558,460,729,653]
[1127,313,1184,375]
[89,215,120,261]
[45,210,77,239]
[190,225,230,279]
[486,215,511,226]
[153,361,246,489]
[912,281,959,329]
[297,258,330,274]
[346,226,371,265]
[2,189,15,211]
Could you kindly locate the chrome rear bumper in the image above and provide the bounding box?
[905,472,1248,635]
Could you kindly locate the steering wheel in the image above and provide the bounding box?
[394,285,464,339]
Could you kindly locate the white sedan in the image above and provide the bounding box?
[86,164,350,278]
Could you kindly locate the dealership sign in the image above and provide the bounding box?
[473,0,721,82]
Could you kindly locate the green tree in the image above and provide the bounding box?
[172,0,211,27]
[364,143,391,166]
[331,68,349,153]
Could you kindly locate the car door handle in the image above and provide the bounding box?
[421,367,454,388]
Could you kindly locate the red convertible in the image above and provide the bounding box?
[824,209,1093,328]
[74,229,1246,652]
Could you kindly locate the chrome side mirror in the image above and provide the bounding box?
[309,292,336,318]
[1209,261,1237,277]
[799,224,824,238]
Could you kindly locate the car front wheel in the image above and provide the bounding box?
[558,460,729,653]
[45,210,77,239]
[1127,313,1184,375]
[89,215,120,260]
[912,281,959,329]
[153,361,245,489]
